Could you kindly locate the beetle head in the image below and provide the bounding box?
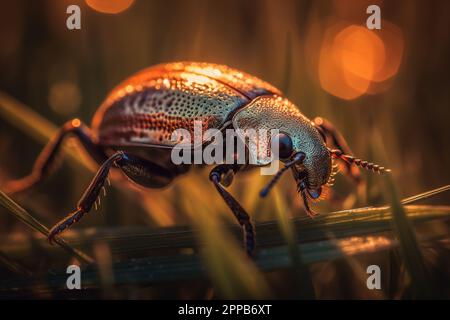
[270,130,332,194]
[260,135,333,217]
[233,96,332,215]
[234,95,390,217]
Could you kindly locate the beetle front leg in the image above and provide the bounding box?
[209,164,255,257]
[4,119,107,195]
[314,117,361,184]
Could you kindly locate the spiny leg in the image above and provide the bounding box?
[47,151,174,243]
[4,119,107,195]
[314,117,361,184]
[209,164,255,257]
[47,151,123,243]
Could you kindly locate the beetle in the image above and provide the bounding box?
[4,62,389,256]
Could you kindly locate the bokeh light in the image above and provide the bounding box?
[318,23,372,100]
[369,21,404,82]
[85,0,134,14]
[338,236,392,255]
[334,25,386,81]
[318,22,403,100]
[48,81,81,116]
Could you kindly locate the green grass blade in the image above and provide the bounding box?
[273,188,315,299]
[384,177,435,298]
[401,184,450,205]
[3,204,449,259]
[0,190,94,264]
[1,212,447,294]
[1,204,449,293]
[0,251,32,277]
[182,193,271,299]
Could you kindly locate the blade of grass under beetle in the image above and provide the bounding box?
[383,177,435,298]
[2,204,449,261]
[3,228,447,295]
[0,190,94,264]
[273,188,315,299]
[182,193,270,299]
[373,126,436,298]
[0,204,449,293]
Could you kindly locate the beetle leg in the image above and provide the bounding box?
[209,164,255,257]
[47,151,125,243]
[313,117,361,184]
[47,151,174,243]
[4,119,107,195]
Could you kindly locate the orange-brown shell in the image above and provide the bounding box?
[92,62,281,147]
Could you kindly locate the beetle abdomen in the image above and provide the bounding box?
[92,62,280,147]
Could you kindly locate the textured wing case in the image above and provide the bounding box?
[92,62,281,147]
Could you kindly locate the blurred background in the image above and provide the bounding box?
[0,0,449,299]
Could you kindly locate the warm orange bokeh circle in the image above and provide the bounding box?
[85,0,134,14]
[318,21,403,100]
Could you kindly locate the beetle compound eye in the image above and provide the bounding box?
[273,132,293,160]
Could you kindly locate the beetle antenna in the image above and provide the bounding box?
[260,165,291,197]
[260,152,305,197]
[328,149,391,174]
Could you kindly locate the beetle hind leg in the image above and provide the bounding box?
[209,164,255,257]
[3,119,107,195]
